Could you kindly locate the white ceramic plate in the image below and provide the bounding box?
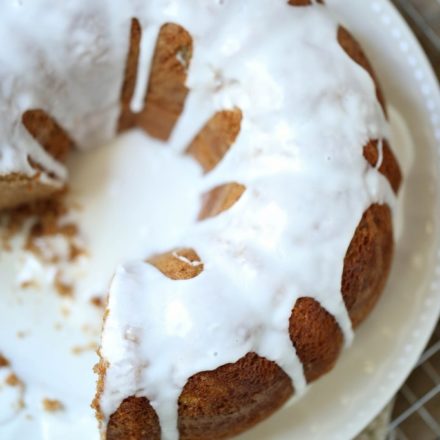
[1,2,439,440]
[238,1,440,439]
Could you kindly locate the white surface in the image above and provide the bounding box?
[236,1,440,439]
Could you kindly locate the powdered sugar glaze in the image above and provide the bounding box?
[0,0,397,439]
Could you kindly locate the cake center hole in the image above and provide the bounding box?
[62,129,202,300]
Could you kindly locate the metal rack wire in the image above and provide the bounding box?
[389,323,440,439]
[392,0,440,48]
[391,0,440,76]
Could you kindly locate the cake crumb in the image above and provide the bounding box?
[25,221,85,265]
[1,191,67,249]
[42,398,64,412]
[71,342,99,355]
[69,243,86,261]
[16,331,28,339]
[55,272,74,298]
[20,279,39,289]
[0,353,10,368]
[5,373,22,387]
[90,296,105,308]
[0,191,86,296]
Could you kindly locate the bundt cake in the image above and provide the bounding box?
[0,0,402,439]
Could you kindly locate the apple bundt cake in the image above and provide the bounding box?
[0,0,401,439]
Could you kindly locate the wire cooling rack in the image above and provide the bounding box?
[389,322,440,439]
[388,1,439,439]
[393,0,440,43]
[391,0,440,75]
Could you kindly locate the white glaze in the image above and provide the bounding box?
[0,1,398,439]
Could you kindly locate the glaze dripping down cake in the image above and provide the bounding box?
[0,0,401,439]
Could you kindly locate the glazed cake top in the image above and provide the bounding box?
[0,1,396,440]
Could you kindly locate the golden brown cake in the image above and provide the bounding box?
[0,0,401,439]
